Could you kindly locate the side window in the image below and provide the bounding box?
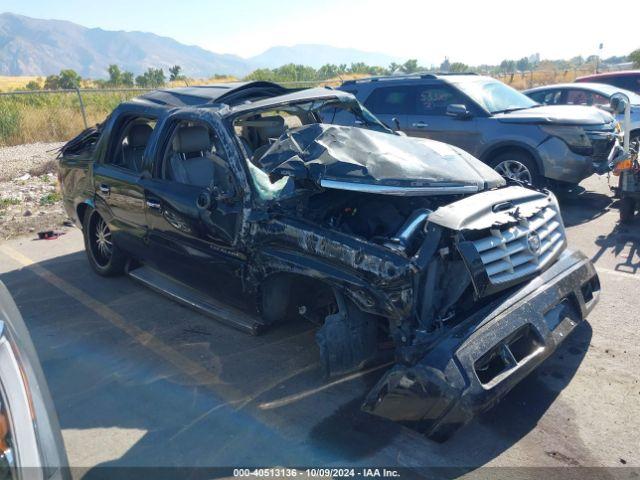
[413,85,467,116]
[607,76,640,92]
[529,90,561,105]
[566,89,591,105]
[106,116,156,172]
[160,120,234,193]
[364,86,414,115]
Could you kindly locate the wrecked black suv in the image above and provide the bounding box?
[58,82,600,440]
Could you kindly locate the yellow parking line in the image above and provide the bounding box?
[258,361,394,411]
[0,244,389,416]
[0,244,223,387]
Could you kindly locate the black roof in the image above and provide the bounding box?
[128,81,354,116]
[342,72,478,86]
[136,81,291,108]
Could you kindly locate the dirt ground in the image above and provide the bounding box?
[0,173,638,478]
[0,142,71,239]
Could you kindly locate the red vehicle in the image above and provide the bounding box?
[575,70,640,94]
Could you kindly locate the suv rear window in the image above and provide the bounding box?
[364,86,414,114]
[603,75,640,93]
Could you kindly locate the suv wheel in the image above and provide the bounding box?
[83,208,127,276]
[489,152,540,186]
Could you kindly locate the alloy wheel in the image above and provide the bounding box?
[494,160,533,184]
[92,215,112,266]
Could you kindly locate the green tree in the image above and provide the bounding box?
[449,62,469,73]
[135,68,166,88]
[25,80,41,90]
[317,64,339,79]
[44,75,60,90]
[388,62,401,74]
[516,57,530,72]
[107,64,122,86]
[58,69,82,89]
[121,71,134,87]
[169,65,183,81]
[630,49,640,68]
[402,59,419,73]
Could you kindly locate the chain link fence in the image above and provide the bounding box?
[0,69,617,148]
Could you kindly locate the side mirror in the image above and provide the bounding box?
[391,117,402,131]
[610,94,629,115]
[446,104,471,119]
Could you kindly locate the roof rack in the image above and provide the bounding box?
[342,71,477,85]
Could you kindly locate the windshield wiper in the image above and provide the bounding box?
[492,104,544,114]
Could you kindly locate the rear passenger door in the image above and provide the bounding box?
[93,114,156,259]
[405,84,480,155]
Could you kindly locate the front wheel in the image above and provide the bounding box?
[489,151,541,187]
[83,208,127,276]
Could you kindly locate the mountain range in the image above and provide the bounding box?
[0,13,401,78]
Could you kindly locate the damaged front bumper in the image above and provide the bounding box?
[362,249,599,440]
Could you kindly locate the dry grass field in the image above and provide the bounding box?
[0,68,598,147]
[0,75,42,91]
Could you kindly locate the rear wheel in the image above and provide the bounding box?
[489,151,541,187]
[83,208,127,276]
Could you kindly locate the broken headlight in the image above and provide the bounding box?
[540,125,592,153]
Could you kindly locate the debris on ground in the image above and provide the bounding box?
[0,142,69,240]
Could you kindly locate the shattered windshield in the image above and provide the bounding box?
[454,79,538,114]
[233,97,392,201]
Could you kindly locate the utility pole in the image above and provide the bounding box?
[595,43,603,73]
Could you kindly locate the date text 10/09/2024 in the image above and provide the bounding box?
[233,469,401,478]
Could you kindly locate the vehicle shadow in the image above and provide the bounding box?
[0,250,593,475]
[591,215,640,272]
[556,187,614,228]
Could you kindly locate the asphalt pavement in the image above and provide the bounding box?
[0,174,638,476]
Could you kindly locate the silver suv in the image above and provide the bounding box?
[339,73,619,189]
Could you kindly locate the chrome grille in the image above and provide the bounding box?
[471,205,566,284]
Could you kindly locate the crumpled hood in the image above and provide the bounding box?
[496,105,615,126]
[257,124,505,195]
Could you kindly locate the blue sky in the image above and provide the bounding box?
[2,0,639,65]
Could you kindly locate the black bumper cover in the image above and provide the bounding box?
[362,249,600,441]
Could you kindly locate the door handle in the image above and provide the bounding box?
[354,119,364,126]
[411,122,429,128]
[98,184,110,195]
[146,199,161,210]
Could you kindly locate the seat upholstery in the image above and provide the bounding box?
[252,116,287,161]
[167,126,217,188]
[123,124,152,171]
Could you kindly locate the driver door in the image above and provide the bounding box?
[142,115,243,276]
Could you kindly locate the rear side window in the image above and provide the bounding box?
[106,116,157,172]
[592,75,640,93]
[364,86,414,114]
[529,90,562,105]
[565,89,609,106]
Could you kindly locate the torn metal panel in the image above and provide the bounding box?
[257,124,505,193]
[427,185,552,231]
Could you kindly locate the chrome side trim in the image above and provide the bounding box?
[319,179,478,196]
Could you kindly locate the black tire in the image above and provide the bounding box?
[82,208,127,276]
[489,151,541,187]
[619,196,636,224]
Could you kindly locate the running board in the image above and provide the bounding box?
[127,265,266,335]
